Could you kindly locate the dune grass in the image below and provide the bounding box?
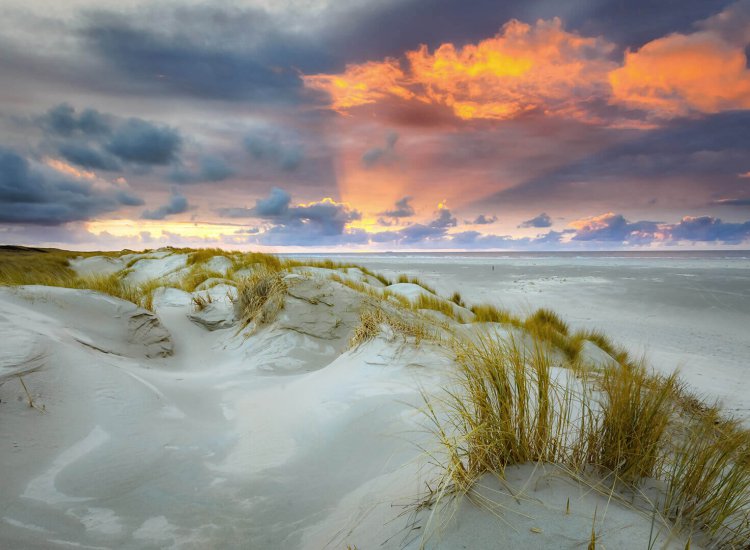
[524,308,582,361]
[349,303,432,348]
[412,293,465,322]
[449,291,466,308]
[179,264,226,292]
[424,331,596,493]
[70,274,161,311]
[395,274,437,294]
[424,327,750,547]
[186,247,229,266]
[470,304,522,326]
[234,266,287,330]
[661,410,750,547]
[597,362,677,482]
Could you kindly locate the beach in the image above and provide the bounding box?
[315,252,750,420]
[1,248,747,548]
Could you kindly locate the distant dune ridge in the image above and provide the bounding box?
[1,247,748,548]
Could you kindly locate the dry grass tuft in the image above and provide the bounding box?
[524,308,581,360]
[661,410,750,547]
[179,264,225,292]
[425,331,597,493]
[449,291,466,308]
[412,293,465,322]
[186,248,227,266]
[470,304,522,327]
[396,274,437,294]
[234,267,287,329]
[596,362,676,482]
[349,303,432,348]
[192,292,214,311]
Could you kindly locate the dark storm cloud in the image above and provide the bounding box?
[38,104,183,171]
[82,8,320,103]
[489,112,750,208]
[141,188,189,220]
[519,213,552,228]
[0,146,142,224]
[106,118,181,165]
[379,196,415,218]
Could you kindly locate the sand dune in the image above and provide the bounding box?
[0,249,736,548]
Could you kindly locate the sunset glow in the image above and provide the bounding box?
[1,0,749,249]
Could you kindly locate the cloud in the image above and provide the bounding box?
[305,4,750,124]
[216,188,292,219]
[669,216,750,243]
[106,118,181,165]
[431,206,458,228]
[362,132,398,167]
[371,206,457,244]
[254,187,292,216]
[566,211,750,245]
[141,188,189,220]
[469,214,498,225]
[609,25,750,118]
[379,195,415,218]
[305,18,617,122]
[487,111,750,210]
[0,147,142,224]
[519,212,552,228]
[38,103,112,136]
[170,155,234,183]
[38,104,184,171]
[217,188,362,245]
[569,212,660,243]
[244,127,303,171]
[58,143,121,171]
[713,197,750,206]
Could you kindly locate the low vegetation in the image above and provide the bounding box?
[3,245,749,546]
[396,274,437,294]
[424,328,750,547]
[234,266,287,330]
[349,303,432,348]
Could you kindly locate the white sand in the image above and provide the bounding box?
[324,253,750,421]
[0,251,710,548]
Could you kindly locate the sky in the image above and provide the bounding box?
[1,0,750,251]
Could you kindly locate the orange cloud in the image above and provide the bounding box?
[304,18,616,121]
[306,7,750,124]
[568,211,618,232]
[609,31,750,117]
[304,58,415,112]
